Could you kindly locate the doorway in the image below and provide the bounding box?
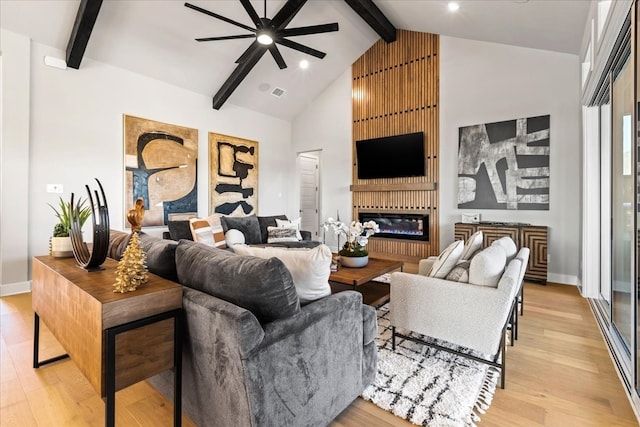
[298,152,321,239]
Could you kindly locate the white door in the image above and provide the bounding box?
[299,154,320,239]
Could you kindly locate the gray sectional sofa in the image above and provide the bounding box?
[108,230,378,427]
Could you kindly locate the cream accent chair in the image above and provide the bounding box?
[390,245,529,388]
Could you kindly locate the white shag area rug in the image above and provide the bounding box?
[362,304,500,427]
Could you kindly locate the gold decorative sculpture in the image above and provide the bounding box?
[113,232,148,293]
[127,197,145,232]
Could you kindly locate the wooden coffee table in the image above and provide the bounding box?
[329,257,403,307]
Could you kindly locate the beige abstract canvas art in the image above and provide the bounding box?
[124,115,198,227]
[209,133,258,216]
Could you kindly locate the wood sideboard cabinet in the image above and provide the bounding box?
[454,222,548,283]
[31,256,184,427]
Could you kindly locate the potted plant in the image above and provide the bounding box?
[49,196,92,258]
[324,218,379,268]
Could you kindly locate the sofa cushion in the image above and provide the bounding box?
[220,215,262,245]
[460,230,483,261]
[428,240,464,278]
[445,260,471,282]
[468,246,507,287]
[108,230,178,282]
[138,233,179,282]
[233,244,332,304]
[167,220,193,241]
[491,236,517,262]
[257,215,288,243]
[176,240,300,323]
[267,226,299,243]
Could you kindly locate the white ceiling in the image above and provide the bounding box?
[0,0,591,121]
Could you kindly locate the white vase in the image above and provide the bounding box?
[340,255,369,268]
[51,236,74,258]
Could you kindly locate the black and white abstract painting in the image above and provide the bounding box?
[457,115,550,210]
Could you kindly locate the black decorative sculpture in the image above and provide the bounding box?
[70,178,110,271]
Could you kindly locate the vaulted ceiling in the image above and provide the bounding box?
[0,0,591,121]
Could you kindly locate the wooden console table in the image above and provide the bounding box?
[31,256,183,427]
[329,257,403,307]
[454,222,548,283]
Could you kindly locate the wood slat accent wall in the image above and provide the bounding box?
[352,30,439,262]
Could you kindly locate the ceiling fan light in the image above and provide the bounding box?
[257,32,273,45]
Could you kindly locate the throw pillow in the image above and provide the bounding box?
[257,215,288,243]
[491,236,517,261]
[428,240,464,279]
[468,246,507,287]
[225,229,246,247]
[233,244,332,304]
[189,219,215,246]
[175,240,300,323]
[445,260,471,282]
[275,217,303,240]
[167,220,193,241]
[220,215,262,245]
[460,230,483,261]
[267,226,299,243]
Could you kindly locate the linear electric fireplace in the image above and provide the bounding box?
[359,213,429,242]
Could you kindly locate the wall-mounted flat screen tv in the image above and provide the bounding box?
[356,132,425,179]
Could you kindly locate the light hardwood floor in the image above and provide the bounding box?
[1,282,638,426]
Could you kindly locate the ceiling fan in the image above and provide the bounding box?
[185,0,339,109]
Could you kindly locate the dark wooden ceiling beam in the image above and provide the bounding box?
[66,0,104,69]
[343,0,396,43]
[213,44,268,110]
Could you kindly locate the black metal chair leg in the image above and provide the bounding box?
[392,326,396,350]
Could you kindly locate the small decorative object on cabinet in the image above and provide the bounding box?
[454,222,548,283]
[48,196,92,258]
[113,232,148,293]
[70,178,110,271]
[324,217,379,268]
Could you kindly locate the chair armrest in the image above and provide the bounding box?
[362,304,377,345]
[418,256,438,276]
[182,287,265,358]
[390,259,521,355]
[255,291,363,353]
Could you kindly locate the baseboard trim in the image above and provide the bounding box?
[0,280,31,296]
[547,273,577,286]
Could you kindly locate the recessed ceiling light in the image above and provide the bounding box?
[448,1,460,12]
[299,59,309,69]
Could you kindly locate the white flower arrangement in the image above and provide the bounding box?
[323,218,380,257]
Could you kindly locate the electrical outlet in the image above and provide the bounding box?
[47,184,63,194]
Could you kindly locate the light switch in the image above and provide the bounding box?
[47,184,63,193]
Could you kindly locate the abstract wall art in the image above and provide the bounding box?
[209,133,258,216]
[124,115,198,227]
[457,115,550,210]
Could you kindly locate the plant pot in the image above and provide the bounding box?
[340,255,369,268]
[51,236,74,258]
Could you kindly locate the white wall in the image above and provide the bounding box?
[440,36,581,284]
[292,36,581,283]
[291,69,353,251]
[0,30,293,294]
[1,30,31,295]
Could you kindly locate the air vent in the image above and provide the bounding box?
[271,87,286,98]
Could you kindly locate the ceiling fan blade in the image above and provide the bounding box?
[277,38,326,59]
[213,46,268,110]
[185,2,256,33]
[196,34,256,42]
[239,0,262,27]
[279,23,339,37]
[271,0,307,30]
[268,45,287,69]
[235,40,263,64]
